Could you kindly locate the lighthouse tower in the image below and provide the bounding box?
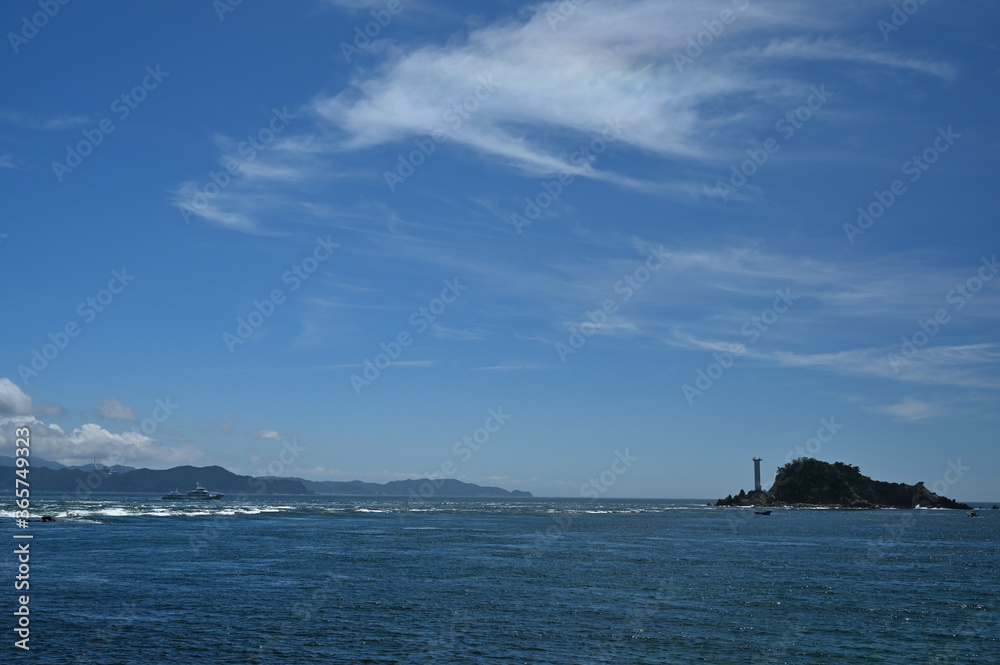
[753,457,762,492]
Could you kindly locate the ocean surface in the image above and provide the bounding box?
[2,496,997,664]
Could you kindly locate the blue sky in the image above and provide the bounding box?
[1,0,998,500]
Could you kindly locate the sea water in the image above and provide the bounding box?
[1,496,997,663]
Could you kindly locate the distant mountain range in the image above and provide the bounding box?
[294,477,532,497]
[0,456,532,497]
[0,455,136,474]
[0,464,308,495]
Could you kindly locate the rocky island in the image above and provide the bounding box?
[717,458,971,509]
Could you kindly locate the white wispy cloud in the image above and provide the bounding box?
[315,359,439,370]
[0,110,91,131]
[474,363,550,371]
[252,429,282,440]
[284,466,421,482]
[211,413,239,434]
[429,323,490,341]
[314,1,951,173]
[665,334,1000,391]
[862,398,956,422]
[754,343,1000,390]
[314,1,755,172]
[96,397,137,421]
[174,0,953,234]
[322,0,397,9]
[172,183,276,235]
[747,37,957,80]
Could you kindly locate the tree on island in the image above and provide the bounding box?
[716,458,971,509]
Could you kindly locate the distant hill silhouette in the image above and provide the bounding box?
[297,477,532,497]
[67,461,137,474]
[717,458,971,509]
[0,457,532,497]
[0,464,309,495]
[0,456,135,474]
[0,455,68,470]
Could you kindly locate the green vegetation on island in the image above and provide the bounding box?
[717,458,971,509]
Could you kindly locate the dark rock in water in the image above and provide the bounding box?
[716,489,767,507]
[41,515,57,522]
[716,458,971,510]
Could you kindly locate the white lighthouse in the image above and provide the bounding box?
[753,457,762,492]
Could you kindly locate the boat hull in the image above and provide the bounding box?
[161,495,223,500]
[161,485,224,500]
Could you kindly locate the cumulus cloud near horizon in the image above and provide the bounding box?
[0,415,205,468]
[0,378,64,416]
[0,378,32,415]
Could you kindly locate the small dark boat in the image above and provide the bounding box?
[967,511,979,517]
[754,510,771,515]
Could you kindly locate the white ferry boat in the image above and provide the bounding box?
[161,483,224,500]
